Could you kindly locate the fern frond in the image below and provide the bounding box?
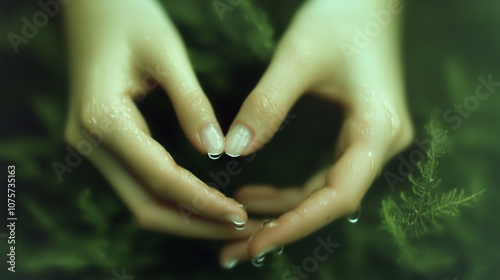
[422,188,486,218]
[381,115,484,246]
[411,118,448,197]
[381,197,407,246]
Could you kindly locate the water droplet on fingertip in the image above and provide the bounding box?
[274,246,284,255]
[208,153,221,160]
[252,255,265,267]
[234,221,246,231]
[346,206,361,223]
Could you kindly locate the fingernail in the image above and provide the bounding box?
[224,214,246,230]
[222,259,238,270]
[225,123,252,157]
[251,245,279,268]
[200,123,224,160]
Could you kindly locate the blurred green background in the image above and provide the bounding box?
[1,0,499,279]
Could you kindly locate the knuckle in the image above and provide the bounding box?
[182,88,207,111]
[396,118,414,149]
[249,88,281,122]
[351,118,373,141]
[381,103,414,146]
[353,102,414,148]
[378,107,415,151]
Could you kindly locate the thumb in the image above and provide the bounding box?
[225,39,323,157]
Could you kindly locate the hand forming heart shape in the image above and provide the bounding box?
[63,0,413,268]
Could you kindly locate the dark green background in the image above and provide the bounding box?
[1,0,499,279]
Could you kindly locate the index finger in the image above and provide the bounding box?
[82,95,247,227]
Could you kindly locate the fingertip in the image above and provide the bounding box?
[224,214,247,231]
[221,259,238,270]
[219,240,250,269]
[247,228,281,260]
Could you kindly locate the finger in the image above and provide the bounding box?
[219,217,279,269]
[224,33,331,157]
[78,130,260,238]
[133,8,224,159]
[219,239,251,269]
[235,185,303,215]
[234,170,328,215]
[83,95,247,227]
[245,141,384,259]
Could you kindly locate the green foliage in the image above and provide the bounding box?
[2,1,500,279]
[266,253,293,280]
[20,188,144,273]
[381,116,485,271]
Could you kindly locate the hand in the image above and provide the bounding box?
[63,0,257,239]
[219,0,414,266]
